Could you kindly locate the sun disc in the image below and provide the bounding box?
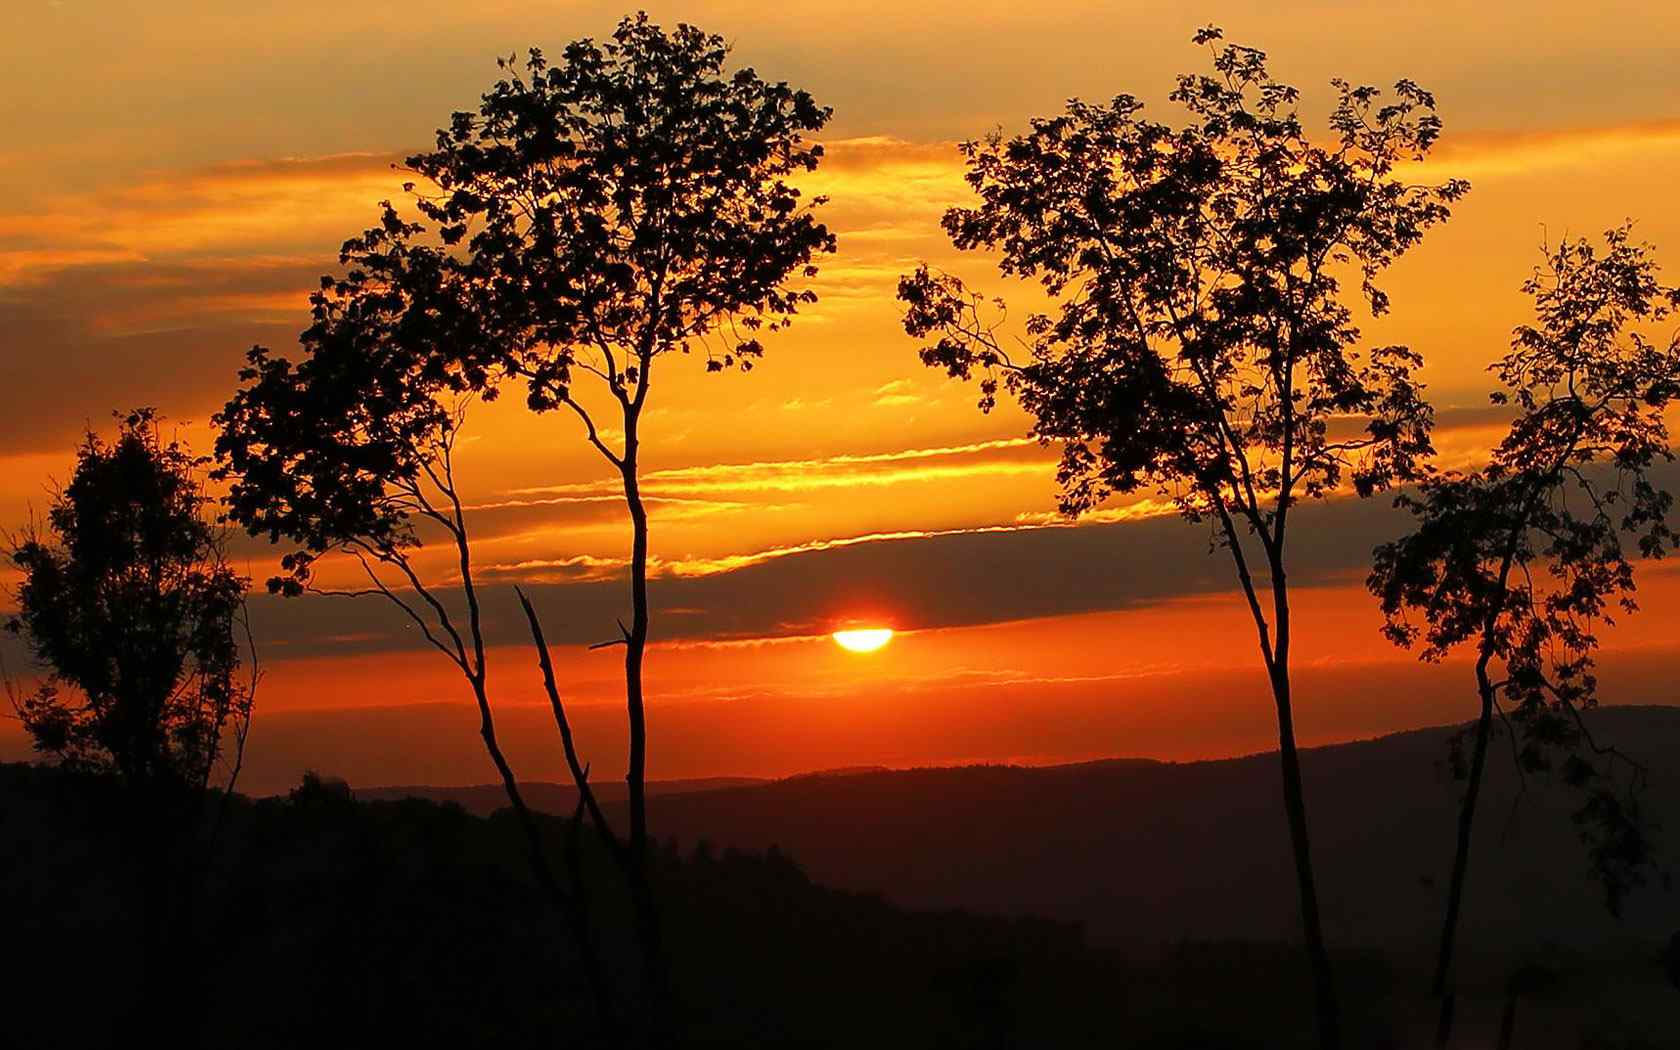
[832,628,893,653]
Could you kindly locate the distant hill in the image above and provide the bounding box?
[357,775,766,814]
[372,707,1680,962]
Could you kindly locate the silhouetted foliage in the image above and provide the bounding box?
[7,409,253,795]
[210,110,639,1050]
[898,26,1466,1050]
[1369,227,1680,1039]
[395,18,834,921]
[215,14,834,1044]
[5,410,257,1048]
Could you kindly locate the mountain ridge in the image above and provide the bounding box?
[360,706,1680,958]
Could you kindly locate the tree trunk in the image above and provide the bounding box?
[1496,991,1518,1050]
[1432,662,1497,1047]
[473,678,622,1048]
[621,447,671,1046]
[1226,522,1340,1050]
[624,470,651,860]
[1269,659,1342,1050]
[449,484,622,1045]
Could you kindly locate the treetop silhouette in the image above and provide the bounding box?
[9,409,253,796]
[1369,224,1680,1043]
[899,27,1468,1049]
[215,14,836,1046]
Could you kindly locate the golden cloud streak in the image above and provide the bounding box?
[0,152,408,285]
[8,117,1678,275]
[462,493,750,514]
[1410,119,1680,179]
[9,119,1674,306]
[508,438,1046,499]
[486,502,1175,586]
[478,521,1067,584]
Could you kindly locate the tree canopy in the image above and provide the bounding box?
[214,17,837,1045]
[1371,225,1680,915]
[898,29,1468,1049]
[8,410,251,794]
[217,11,835,595]
[901,29,1466,532]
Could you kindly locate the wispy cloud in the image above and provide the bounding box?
[1011,499,1179,527]
[1411,119,1680,179]
[508,438,1047,499]
[872,378,924,407]
[652,523,1047,577]
[0,152,408,278]
[477,553,630,583]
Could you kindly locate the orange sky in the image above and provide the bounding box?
[3,2,1680,792]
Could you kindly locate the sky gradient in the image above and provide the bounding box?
[4,2,1680,792]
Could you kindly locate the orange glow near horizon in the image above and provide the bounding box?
[4,571,1670,795]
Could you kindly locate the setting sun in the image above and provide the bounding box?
[832,628,894,653]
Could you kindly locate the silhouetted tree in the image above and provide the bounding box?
[1369,226,1679,1044]
[216,14,834,1045]
[5,408,256,1045]
[215,341,625,1038]
[897,28,1467,1049]
[7,409,253,796]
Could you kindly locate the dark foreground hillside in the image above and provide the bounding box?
[6,762,1413,1050]
[374,707,1680,1046]
[5,710,1677,1048]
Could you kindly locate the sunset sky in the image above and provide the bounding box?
[4,1,1680,792]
